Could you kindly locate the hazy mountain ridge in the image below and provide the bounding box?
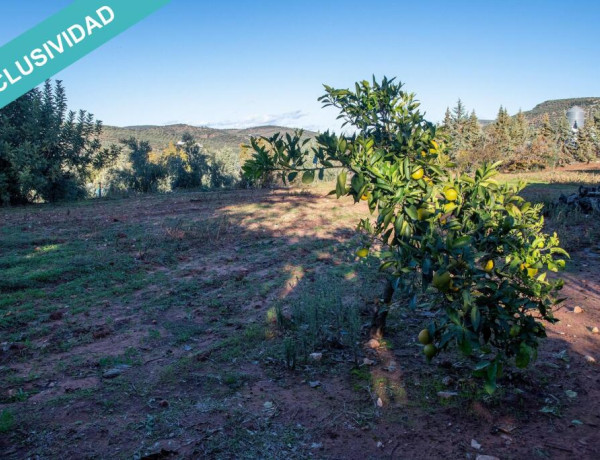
[522,97,600,125]
[100,124,317,153]
[100,97,600,152]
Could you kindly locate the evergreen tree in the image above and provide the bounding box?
[121,138,165,193]
[165,132,210,189]
[540,113,554,140]
[444,99,470,160]
[592,110,600,131]
[488,106,512,162]
[442,107,452,129]
[452,98,468,123]
[0,80,119,204]
[510,110,529,149]
[465,110,482,146]
[585,113,600,159]
[529,113,559,168]
[555,114,576,165]
[576,121,597,163]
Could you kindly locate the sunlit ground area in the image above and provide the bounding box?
[1,164,599,459]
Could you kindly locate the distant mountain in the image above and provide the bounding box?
[102,98,600,153]
[522,97,600,126]
[100,124,317,152]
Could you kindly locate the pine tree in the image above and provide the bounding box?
[555,114,576,165]
[452,98,468,123]
[540,113,554,140]
[576,121,597,163]
[585,113,600,159]
[488,106,512,163]
[510,110,529,149]
[529,113,559,168]
[445,99,470,160]
[592,110,600,130]
[465,110,482,148]
[443,107,452,129]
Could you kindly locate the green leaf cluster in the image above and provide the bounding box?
[242,76,567,391]
[0,80,120,204]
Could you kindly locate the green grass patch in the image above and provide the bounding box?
[0,410,15,433]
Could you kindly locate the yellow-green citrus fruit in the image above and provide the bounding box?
[356,248,369,258]
[418,329,432,345]
[443,188,459,201]
[417,207,431,221]
[432,271,451,291]
[484,260,494,272]
[361,194,369,201]
[411,168,424,180]
[423,344,437,359]
[443,203,457,213]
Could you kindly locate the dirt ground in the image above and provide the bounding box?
[0,183,599,459]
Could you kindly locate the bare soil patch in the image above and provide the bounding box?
[1,187,599,459]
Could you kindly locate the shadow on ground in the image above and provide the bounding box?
[0,187,599,459]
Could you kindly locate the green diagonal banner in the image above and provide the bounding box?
[0,0,170,109]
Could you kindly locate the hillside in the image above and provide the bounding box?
[523,97,600,125]
[100,97,600,153]
[100,124,317,152]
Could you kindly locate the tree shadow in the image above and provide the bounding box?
[1,187,599,459]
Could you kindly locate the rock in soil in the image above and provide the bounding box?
[366,339,380,349]
[437,391,458,399]
[573,306,584,314]
[102,364,131,379]
[442,376,454,386]
[584,355,596,365]
[471,439,482,450]
[476,456,500,460]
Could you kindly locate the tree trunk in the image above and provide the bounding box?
[370,279,394,339]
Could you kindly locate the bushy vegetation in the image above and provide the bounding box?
[243,76,568,391]
[0,81,240,205]
[0,81,120,205]
[442,99,600,171]
[104,134,235,195]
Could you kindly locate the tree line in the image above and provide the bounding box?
[2,81,598,206]
[0,81,237,205]
[100,133,235,196]
[440,99,600,171]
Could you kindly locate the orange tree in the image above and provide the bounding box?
[242,77,567,392]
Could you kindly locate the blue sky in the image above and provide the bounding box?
[1,1,599,131]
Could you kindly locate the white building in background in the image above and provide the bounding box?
[567,106,585,131]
